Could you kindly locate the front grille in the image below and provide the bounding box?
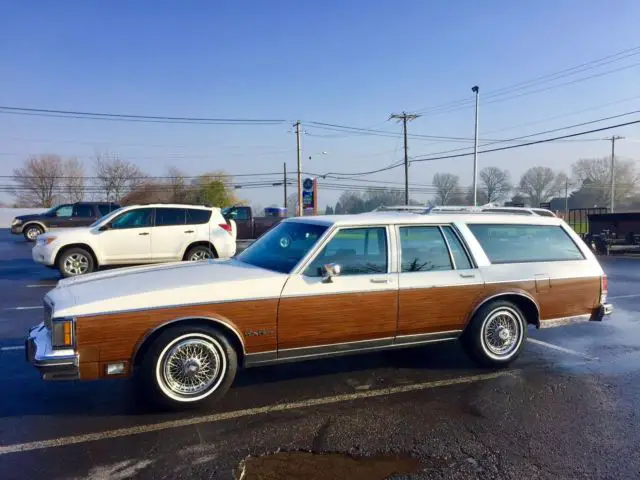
[43,301,53,330]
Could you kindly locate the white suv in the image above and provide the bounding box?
[32,204,237,277]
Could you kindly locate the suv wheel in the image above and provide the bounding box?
[58,248,95,278]
[139,326,237,409]
[461,300,527,367]
[186,245,215,261]
[23,224,44,242]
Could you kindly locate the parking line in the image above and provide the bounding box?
[608,293,640,300]
[0,370,512,456]
[527,338,597,360]
[0,346,24,352]
[4,306,43,311]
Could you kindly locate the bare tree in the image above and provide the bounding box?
[518,166,565,207]
[480,167,511,203]
[433,173,461,205]
[12,154,64,207]
[63,158,85,202]
[571,157,638,205]
[166,166,188,203]
[94,152,146,202]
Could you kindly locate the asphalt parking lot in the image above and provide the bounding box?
[1,230,640,479]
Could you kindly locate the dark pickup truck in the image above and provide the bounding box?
[222,206,285,240]
[11,201,120,241]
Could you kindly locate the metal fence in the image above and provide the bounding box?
[566,207,608,235]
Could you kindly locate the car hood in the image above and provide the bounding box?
[15,213,46,221]
[48,259,288,318]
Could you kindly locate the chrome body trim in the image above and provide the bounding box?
[26,322,79,380]
[603,303,613,315]
[131,316,247,363]
[393,330,462,344]
[539,314,591,328]
[243,334,460,368]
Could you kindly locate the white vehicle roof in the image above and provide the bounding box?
[286,211,563,227]
[429,205,556,217]
[124,203,217,210]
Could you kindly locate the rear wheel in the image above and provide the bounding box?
[461,300,527,367]
[186,245,215,261]
[58,247,95,278]
[139,326,237,409]
[23,224,44,242]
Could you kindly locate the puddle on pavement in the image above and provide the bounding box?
[236,451,422,480]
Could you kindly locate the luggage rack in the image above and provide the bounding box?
[427,205,556,217]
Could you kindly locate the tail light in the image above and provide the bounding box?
[600,274,608,305]
[219,223,232,234]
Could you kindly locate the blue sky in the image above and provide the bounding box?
[1,0,640,208]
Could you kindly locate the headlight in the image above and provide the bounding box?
[51,318,74,348]
[12,219,22,226]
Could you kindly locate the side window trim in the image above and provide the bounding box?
[446,224,477,269]
[438,226,457,270]
[299,225,392,276]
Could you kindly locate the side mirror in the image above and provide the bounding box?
[322,263,341,283]
[98,224,111,232]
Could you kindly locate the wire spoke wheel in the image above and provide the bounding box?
[481,309,522,359]
[159,337,223,399]
[63,253,90,276]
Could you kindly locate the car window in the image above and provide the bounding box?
[467,224,585,263]
[305,227,388,277]
[441,226,473,269]
[237,222,328,274]
[399,226,452,272]
[110,208,153,229]
[223,207,249,221]
[155,208,186,227]
[186,209,212,225]
[98,204,118,216]
[55,205,73,217]
[72,204,94,218]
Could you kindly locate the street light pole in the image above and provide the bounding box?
[294,121,302,216]
[472,85,480,206]
[609,135,624,213]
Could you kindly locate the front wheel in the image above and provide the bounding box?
[58,247,95,278]
[461,300,527,367]
[23,224,44,242]
[140,326,237,409]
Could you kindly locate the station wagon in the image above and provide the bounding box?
[26,212,613,408]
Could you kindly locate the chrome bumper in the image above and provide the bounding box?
[26,322,79,380]
[539,303,613,328]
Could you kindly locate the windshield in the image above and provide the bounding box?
[236,221,328,274]
[90,207,125,227]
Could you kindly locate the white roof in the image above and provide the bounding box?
[125,203,216,210]
[285,211,563,227]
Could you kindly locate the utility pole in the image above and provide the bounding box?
[609,135,624,213]
[283,162,288,210]
[294,121,302,216]
[390,112,420,205]
[564,177,569,219]
[471,85,480,206]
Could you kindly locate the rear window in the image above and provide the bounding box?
[155,208,186,226]
[186,209,212,225]
[467,224,584,264]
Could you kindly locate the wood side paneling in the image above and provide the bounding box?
[75,299,279,371]
[398,284,486,335]
[538,277,600,320]
[277,291,398,350]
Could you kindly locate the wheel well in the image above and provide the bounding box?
[470,293,540,328]
[54,244,99,267]
[182,241,218,260]
[23,222,46,233]
[133,318,245,368]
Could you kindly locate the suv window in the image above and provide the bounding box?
[72,204,94,218]
[155,208,186,227]
[223,207,250,221]
[399,226,452,272]
[186,209,212,225]
[98,204,118,217]
[305,227,388,277]
[468,224,585,263]
[441,226,473,269]
[55,205,73,217]
[110,208,153,229]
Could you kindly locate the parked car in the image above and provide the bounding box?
[31,204,236,278]
[11,202,120,241]
[222,205,283,240]
[26,211,612,408]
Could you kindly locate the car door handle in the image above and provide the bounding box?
[138,232,149,236]
[459,273,475,278]
[370,278,391,284]
[184,230,194,234]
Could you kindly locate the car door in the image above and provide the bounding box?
[396,225,484,339]
[277,226,398,355]
[151,208,191,262]
[98,208,153,264]
[46,204,73,228]
[69,203,96,227]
